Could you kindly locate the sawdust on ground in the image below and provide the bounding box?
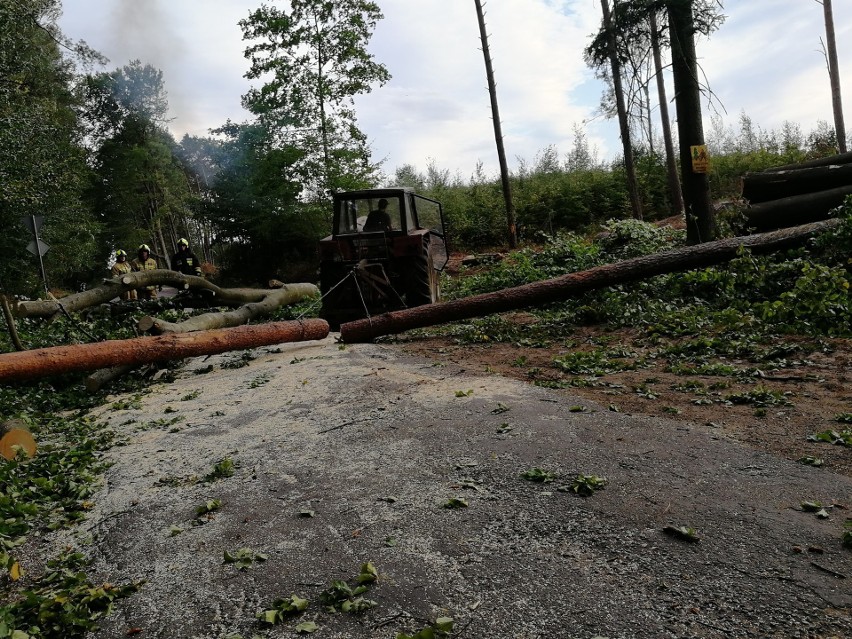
[22,336,852,638]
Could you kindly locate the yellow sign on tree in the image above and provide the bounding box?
[691,145,709,173]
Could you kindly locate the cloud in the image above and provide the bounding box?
[59,0,852,176]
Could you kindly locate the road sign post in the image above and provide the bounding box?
[21,215,49,291]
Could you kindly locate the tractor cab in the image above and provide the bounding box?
[318,188,448,328]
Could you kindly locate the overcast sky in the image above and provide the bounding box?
[58,0,851,180]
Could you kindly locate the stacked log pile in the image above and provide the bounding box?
[742,151,852,231]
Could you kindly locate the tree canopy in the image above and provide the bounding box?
[0,0,100,292]
[240,0,390,196]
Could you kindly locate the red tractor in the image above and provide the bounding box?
[318,188,448,328]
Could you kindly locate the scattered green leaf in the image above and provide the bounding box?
[520,467,556,483]
[397,617,454,639]
[258,594,309,625]
[195,499,222,518]
[223,547,268,570]
[662,525,700,543]
[561,473,608,497]
[205,457,235,481]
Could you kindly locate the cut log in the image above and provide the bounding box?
[0,319,329,383]
[744,186,852,232]
[0,419,36,460]
[340,219,841,343]
[13,272,317,319]
[138,284,318,334]
[764,151,852,172]
[742,164,852,204]
[84,364,138,394]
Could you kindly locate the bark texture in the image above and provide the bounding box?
[742,164,852,204]
[744,185,852,231]
[601,0,643,221]
[340,219,840,343]
[650,10,684,217]
[0,320,329,383]
[765,150,852,172]
[84,364,138,394]
[474,0,518,247]
[668,0,715,243]
[13,272,318,319]
[137,284,319,334]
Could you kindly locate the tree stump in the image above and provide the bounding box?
[0,419,36,460]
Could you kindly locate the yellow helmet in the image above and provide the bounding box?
[115,249,127,258]
[138,244,150,253]
[178,238,189,247]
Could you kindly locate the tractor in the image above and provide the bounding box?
[318,187,448,329]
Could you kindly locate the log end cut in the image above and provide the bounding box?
[0,419,37,460]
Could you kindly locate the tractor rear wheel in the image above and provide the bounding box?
[405,249,438,307]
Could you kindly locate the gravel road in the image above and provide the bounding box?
[63,336,851,638]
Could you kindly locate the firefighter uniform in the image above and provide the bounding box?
[171,238,203,277]
[131,244,158,299]
[111,250,136,300]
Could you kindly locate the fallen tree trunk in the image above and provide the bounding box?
[744,185,852,232]
[0,319,329,383]
[742,164,852,204]
[14,270,189,318]
[138,284,318,334]
[13,271,312,319]
[340,219,841,343]
[764,150,852,172]
[85,284,319,392]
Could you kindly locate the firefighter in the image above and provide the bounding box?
[110,249,136,300]
[131,244,159,299]
[171,238,203,277]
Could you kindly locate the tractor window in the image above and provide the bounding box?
[336,196,404,233]
[413,196,444,235]
[336,200,367,234]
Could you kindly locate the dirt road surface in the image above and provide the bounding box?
[57,336,850,638]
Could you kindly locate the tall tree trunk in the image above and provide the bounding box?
[315,25,331,195]
[601,0,643,220]
[668,0,715,243]
[650,10,685,217]
[643,83,653,151]
[473,0,518,248]
[821,0,847,153]
[156,219,171,269]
